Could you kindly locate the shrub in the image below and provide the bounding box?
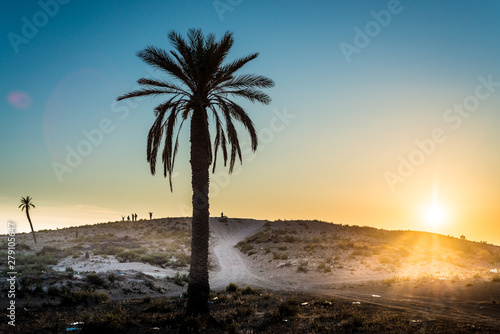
[382,278,395,286]
[241,285,259,295]
[379,256,392,264]
[235,305,256,318]
[82,306,130,333]
[144,297,174,313]
[297,262,308,273]
[86,272,107,287]
[226,282,238,292]
[47,285,61,296]
[117,249,141,262]
[17,244,31,251]
[237,241,254,254]
[60,290,109,306]
[275,297,299,319]
[174,252,191,266]
[94,245,125,256]
[18,253,57,266]
[167,272,189,286]
[282,235,299,243]
[140,253,171,266]
[254,232,271,243]
[107,272,117,283]
[351,249,364,256]
[36,246,60,256]
[272,252,288,260]
[297,265,308,273]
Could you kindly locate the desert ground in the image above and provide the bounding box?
[1,217,499,333]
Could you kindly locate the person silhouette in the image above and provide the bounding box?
[127,215,130,221]
[121,216,125,221]
[221,212,224,217]
[149,212,153,220]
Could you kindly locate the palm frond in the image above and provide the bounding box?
[218,53,258,77]
[137,46,194,90]
[219,102,242,173]
[219,74,275,90]
[169,118,187,190]
[146,108,169,175]
[117,88,180,101]
[137,78,189,95]
[226,101,258,152]
[210,107,229,173]
[224,88,272,105]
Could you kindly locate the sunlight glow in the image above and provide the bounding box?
[422,176,449,228]
[423,204,448,227]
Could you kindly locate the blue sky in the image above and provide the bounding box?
[1,0,500,244]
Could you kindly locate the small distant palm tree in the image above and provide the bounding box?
[19,196,36,243]
[117,29,274,314]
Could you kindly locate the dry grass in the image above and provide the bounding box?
[2,287,496,333]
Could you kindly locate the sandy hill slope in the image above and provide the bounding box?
[1,217,499,327]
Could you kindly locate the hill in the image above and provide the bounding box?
[1,217,499,333]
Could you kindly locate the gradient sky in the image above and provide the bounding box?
[1,0,499,244]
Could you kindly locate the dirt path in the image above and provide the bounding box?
[209,219,404,291]
[208,219,500,327]
[209,218,282,290]
[323,286,500,327]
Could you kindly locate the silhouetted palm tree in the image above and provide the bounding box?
[19,196,36,243]
[117,29,274,314]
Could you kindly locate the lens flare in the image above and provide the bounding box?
[7,91,32,109]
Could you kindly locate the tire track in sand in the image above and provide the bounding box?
[209,218,282,290]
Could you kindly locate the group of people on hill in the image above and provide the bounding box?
[121,212,153,221]
[121,213,138,221]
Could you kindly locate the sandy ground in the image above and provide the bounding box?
[210,218,500,327]
[209,218,283,290]
[53,255,186,279]
[1,217,499,327]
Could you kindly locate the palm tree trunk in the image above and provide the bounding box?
[186,107,211,315]
[26,209,37,244]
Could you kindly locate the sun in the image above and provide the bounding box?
[423,204,448,227]
[421,178,450,228]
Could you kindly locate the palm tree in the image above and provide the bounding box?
[19,196,37,243]
[117,29,274,314]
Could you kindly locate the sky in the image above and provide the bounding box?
[1,0,499,244]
